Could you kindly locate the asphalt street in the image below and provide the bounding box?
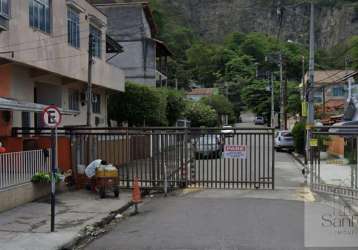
[84,118,358,250]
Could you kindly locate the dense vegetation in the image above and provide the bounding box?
[148,0,357,123]
[109,82,235,127]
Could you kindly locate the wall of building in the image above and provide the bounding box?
[98,4,156,86]
[10,65,35,128]
[0,0,124,92]
[0,64,12,136]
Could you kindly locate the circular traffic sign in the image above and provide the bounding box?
[42,105,62,128]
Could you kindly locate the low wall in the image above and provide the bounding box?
[0,182,66,213]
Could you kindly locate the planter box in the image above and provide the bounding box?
[0,182,66,213]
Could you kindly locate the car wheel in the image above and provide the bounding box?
[275,147,281,152]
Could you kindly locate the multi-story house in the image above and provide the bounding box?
[0,0,125,137]
[90,0,172,87]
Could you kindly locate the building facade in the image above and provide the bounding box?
[0,0,125,136]
[91,0,171,87]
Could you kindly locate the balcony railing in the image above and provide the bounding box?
[0,149,51,190]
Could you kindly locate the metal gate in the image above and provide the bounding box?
[70,128,190,191]
[187,128,275,190]
[310,127,358,199]
[13,127,275,191]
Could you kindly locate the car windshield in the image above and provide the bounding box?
[282,132,292,137]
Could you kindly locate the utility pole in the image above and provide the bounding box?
[307,1,315,168]
[271,72,275,128]
[279,53,284,130]
[87,34,93,127]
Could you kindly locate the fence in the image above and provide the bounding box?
[311,126,358,199]
[0,149,51,190]
[11,126,274,192]
[70,128,189,190]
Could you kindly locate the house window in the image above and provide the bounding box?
[92,94,101,114]
[68,90,79,111]
[0,0,9,18]
[332,86,345,97]
[29,0,51,33]
[67,8,80,48]
[90,25,101,58]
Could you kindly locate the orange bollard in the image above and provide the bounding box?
[132,177,142,214]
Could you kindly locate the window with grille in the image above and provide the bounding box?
[92,94,101,114]
[67,7,80,48]
[90,25,101,58]
[332,86,345,97]
[68,90,80,111]
[29,0,51,33]
[0,0,9,18]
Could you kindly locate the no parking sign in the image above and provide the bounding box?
[224,145,247,159]
[42,105,62,128]
[41,105,61,232]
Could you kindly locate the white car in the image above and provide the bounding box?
[274,130,294,151]
[221,125,234,137]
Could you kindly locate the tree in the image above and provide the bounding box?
[186,43,223,87]
[108,82,168,126]
[184,101,218,127]
[201,95,236,124]
[164,88,187,126]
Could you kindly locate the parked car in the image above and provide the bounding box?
[221,125,234,137]
[274,131,294,151]
[193,135,223,159]
[254,116,265,125]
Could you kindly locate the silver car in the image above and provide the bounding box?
[274,131,294,151]
[193,135,223,159]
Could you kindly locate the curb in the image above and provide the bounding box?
[290,153,358,216]
[60,201,133,250]
[290,152,305,167]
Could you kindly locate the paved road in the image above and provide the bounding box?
[84,123,358,250]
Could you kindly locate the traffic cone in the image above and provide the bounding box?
[132,177,142,204]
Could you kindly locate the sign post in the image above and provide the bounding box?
[42,105,62,232]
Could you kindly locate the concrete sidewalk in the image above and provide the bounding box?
[0,190,131,250]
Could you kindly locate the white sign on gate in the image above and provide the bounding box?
[224,145,247,159]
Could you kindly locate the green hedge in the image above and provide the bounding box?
[292,121,305,154]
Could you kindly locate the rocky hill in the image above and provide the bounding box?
[156,0,358,49]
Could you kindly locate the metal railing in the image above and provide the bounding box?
[310,126,358,199]
[11,126,275,192]
[0,149,51,190]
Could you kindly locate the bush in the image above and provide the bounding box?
[200,95,236,124]
[292,121,305,154]
[164,88,187,126]
[109,82,168,126]
[184,101,218,127]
